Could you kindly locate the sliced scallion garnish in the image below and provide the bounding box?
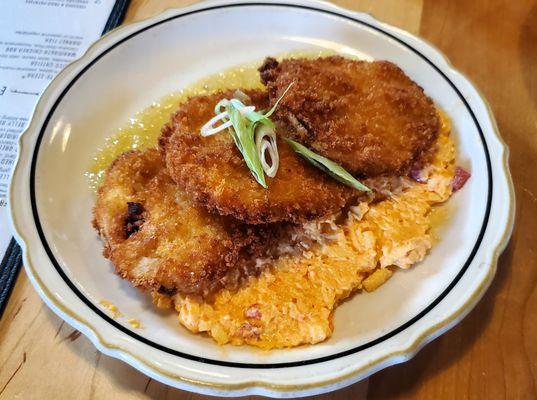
[225,101,268,188]
[283,138,371,192]
[200,82,368,192]
[263,82,294,119]
[255,124,279,178]
[200,85,294,187]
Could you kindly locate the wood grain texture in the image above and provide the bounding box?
[124,0,424,33]
[1,0,535,399]
[368,0,537,398]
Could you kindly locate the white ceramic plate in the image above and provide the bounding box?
[9,0,514,397]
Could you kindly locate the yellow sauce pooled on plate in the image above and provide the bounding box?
[85,51,336,191]
[86,63,263,191]
[99,300,121,318]
[89,52,456,348]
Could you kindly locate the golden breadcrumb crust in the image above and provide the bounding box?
[159,89,357,224]
[260,56,439,177]
[93,149,278,296]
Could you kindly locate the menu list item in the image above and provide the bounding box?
[0,0,117,260]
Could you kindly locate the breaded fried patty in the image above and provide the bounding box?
[160,115,456,348]
[93,149,275,296]
[259,56,439,177]
[159,89,356,224]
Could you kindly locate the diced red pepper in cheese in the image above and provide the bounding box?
[452,166,471,191]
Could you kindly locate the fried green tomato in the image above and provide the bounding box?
[159,89,355,224]
[93,149,275,296]
[259,56,439,177]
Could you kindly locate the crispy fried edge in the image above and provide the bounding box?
[92,149,279,297]
[259,56,440,177]
[159,89,357,224]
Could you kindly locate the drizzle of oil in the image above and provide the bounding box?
[99,300,121,318]
[86,63,263,191]
[85,50,339,191]
[430,109,454,242]
[429,202,452,242]
[126,318,141,329]
[437,108,452,134]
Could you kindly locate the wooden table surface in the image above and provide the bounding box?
[1,0,536,398]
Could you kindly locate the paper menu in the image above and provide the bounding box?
[0,0,118,259]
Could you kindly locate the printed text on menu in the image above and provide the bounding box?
[0,0,116,258]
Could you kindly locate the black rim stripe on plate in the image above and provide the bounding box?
[29,3,493,369]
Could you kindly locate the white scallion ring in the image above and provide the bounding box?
[255,125,279,178]
[200,111,232,137]
[201,101,255,137]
